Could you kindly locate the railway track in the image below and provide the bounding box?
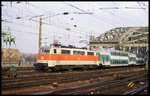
[1,66,143,84]
[31,71,148,95]
[2,65,144,79]
[1,67,147,92]
[122,84,148,95]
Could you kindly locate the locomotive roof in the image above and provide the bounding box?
[40,46,95,52]
[110,49,128,53]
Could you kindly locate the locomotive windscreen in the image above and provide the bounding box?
[39,48,50,53]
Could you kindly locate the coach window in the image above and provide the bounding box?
[116,52,118,55]
[54,49,57,54]
[120,61,122,64]
[121,53,123,56]
[112,60,114,64]
[106,56,109,62]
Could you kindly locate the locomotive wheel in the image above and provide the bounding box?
[82,66,88,70]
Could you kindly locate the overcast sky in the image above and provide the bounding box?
[1,1,149,54]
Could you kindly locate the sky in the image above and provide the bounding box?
[1,1,149,54]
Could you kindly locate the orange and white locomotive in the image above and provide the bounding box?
[35,44,99,71]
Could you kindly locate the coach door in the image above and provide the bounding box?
[94,52,98,64]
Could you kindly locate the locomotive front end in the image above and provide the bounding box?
[34,47,51,71]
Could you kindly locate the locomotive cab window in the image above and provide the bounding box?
[39,48,50,53]
[54,49,57,54]
[44,49,50,53]
[39,48,44,53]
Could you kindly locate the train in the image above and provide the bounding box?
[34,44,146,71]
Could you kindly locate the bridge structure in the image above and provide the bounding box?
[89,27,149,57]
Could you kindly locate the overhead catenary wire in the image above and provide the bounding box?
[87,3,146,27]
[2,16,89,39]
[113,2,147,25]
[2,18,89,43]
[2,1,148,50]
[64,3,119,27]
[2,1,147,33]
[86,4,131,27]
[137,1,148,15]
[2,1,99,38]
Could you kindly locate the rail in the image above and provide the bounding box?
[31,72,148,95]
[122,84,148,95]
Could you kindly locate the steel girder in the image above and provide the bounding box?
[90,27,148,55]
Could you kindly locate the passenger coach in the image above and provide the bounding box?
[98,50,130,67]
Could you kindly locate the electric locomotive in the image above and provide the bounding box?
[34,44,99,71]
